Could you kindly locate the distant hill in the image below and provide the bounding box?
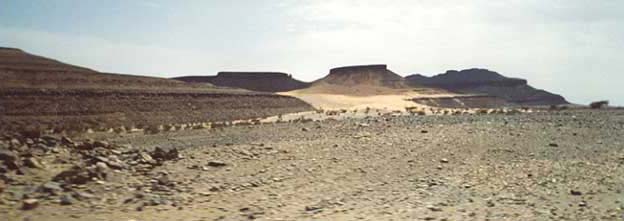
[0,47,313,133]
[316,64,408,88]
[287,64,425,96]
[406,68,568,105]
[0,47,95,72]
[173,72,310,92]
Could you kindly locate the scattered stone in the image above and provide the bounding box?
[579,201,587,207]
[150,146,180,161]
[570,190,583,196]
[93,140,110,148]
[427,205,443,212]
[73,191,95,200]
[207,160,227,167]
[60,194,75,205]
[440,158,449,163]
[138,152,156,165]
[305,205,322,212]
[24,157,44,169]
[21,199,39,210]
[53,165,99,185]
[61,136,74,145]
[0,150,19,169]
[302,128,309,132]
[41,181,63,194]
[421,130,428,134]
[549,143,559,147]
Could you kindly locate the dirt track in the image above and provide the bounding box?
[2,109,624,220]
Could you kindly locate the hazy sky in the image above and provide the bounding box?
[1,0,623,105]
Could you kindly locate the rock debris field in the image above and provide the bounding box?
[1,109,624,220]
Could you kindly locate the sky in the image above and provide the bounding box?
[1,0,623,105]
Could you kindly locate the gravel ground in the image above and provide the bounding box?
[2,109,624,220]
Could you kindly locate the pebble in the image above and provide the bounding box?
[22,199,39,210]
[570,190,582,196]
[207,160,227,167]
[427,205,442,212]
[60,194,75,205]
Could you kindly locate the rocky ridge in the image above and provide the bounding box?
[406,68,568,105]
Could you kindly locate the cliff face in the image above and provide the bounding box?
[173,72,310,92]
[406,68,568,105]
[316,64,408,88]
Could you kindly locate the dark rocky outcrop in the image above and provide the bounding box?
[406,68,568,105]
[173,72,310,92]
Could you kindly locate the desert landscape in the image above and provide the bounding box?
[1,47,622,221]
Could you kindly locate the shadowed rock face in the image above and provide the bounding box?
[406,68,568,106]
[173,72,310,92]
[317,64,408,88]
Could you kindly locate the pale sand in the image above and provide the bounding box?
[279,85,462,111]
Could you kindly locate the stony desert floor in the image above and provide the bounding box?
[2,109,624,220]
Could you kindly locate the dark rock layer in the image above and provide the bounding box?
[406,68,568,105]
[173,72,310,92]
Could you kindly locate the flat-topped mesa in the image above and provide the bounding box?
[409,68,528,88]
[216,71,293,79]
[329,64,388,75]
[319,64,407,88]
[174,71,310,92]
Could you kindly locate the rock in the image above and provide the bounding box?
[426,205,442,212]
[41,181,63,194]
[0,180,5,193]
[95,156,125,170]
[305,205,322,212]
[95,162,109,171]
[207,160,227,167]
[139,152,156,165]
[77,140,95,150]
[60,194,75,205]
[421,130,428,133]
[579,201,587,207]
[0,150,19,169]
[548,143,559,147]
[157,175,175,187]
[93,140,110,148]
[9,138,21,147]
[150,146,180,161]
[440,158,449,163]
[24,157,44,169]
[301,128,309,132]
[61,136,74,145]
[53,165,96,185]
[73,191,95,200]
[21,199,39,210]
[570,190,582,196]
[0,150,19,162]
